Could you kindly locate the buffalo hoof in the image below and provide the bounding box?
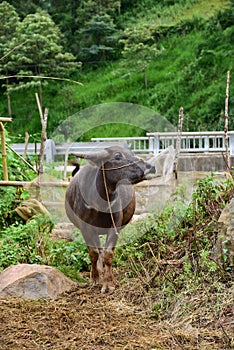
[90,280,101,287]
[101,284,115,294]
[89,276,102,288]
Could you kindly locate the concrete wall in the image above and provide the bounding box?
[178,153,234,172]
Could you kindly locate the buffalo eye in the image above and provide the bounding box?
[114,152,123,160]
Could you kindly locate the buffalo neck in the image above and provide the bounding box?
[96,168,117,202]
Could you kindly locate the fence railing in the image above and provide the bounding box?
[91,137,150,153]
[93,132,234,155]
[147,131,234,154]
[10,131,234,163]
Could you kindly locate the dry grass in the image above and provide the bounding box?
[0,270,233,350]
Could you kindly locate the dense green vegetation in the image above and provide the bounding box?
[0,0,233,139]
[115,174,234,319]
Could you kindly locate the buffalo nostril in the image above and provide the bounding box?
[144,164,155,175]
[150,165,156,174]
[146,163,155,172]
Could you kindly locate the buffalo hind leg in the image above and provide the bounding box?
[101,248,115,294]
[88,246,102,286]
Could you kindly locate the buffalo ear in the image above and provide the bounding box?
[71,149,110,166]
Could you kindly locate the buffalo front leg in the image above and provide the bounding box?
[101,248,115,293]
[87,246,102,286]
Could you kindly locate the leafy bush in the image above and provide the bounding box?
[0,131,37,229]
[0,213,90,279]
[115,175,234,318]
[0,187,20,229]
[0,214,53,269]
[0,131,36,182]
[49,234,90,272]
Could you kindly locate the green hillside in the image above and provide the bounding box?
[0,0,233,139]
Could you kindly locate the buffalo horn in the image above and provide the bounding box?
[71,149,109,161]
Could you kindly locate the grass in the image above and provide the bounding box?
[127,0,230,27]
[182,0,230,19]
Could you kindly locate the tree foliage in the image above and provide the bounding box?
[79,13,118,63]
[7,10,77,79]
[120,26,164,87]
[0,1,20,55]
[0,1,21,114]
[0,6,79,108]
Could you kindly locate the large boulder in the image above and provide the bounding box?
[215,198,234,266]
[0,264,77,299]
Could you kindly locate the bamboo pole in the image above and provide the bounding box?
[0,75,83,86]
[224,70,230,170]
[6,142,37,173]
[63,140,72,180]
[0,117,12,122]
[173,106,184,179]
[0,180,69,187]
[35,93,49,200]
[23,131,29,158]
[0,122,9,180]
[39,107,49,175]
[35,92,43,124]
[35,93,49,175]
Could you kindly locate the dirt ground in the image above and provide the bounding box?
[0,269,233,350]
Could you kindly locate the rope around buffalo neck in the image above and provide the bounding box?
[100,159,143,235]
[101,159,142,171]
[101,161,118,236]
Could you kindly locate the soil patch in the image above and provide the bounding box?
[0,271,233,350]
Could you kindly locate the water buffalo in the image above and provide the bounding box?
[65,145,154,293]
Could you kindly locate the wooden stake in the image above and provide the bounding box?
[63,144,70,180]
[0,117,12,122]
[0,180,69,187]
[0,122,8,181]
[39,108,48,175]
[35,92,43,125]
[24,131,29,158]
[35,93,49,175]
[224,71,230,170]
[173,107,184,179]
[0,74,83,86]
[6,142,37,173]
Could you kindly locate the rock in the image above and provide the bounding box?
[131,213,148,223]
[15,198,51,221]
[148,145,175,178]
[0,264,77,299]
[215,198,234,266]
[51,222,79,241]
